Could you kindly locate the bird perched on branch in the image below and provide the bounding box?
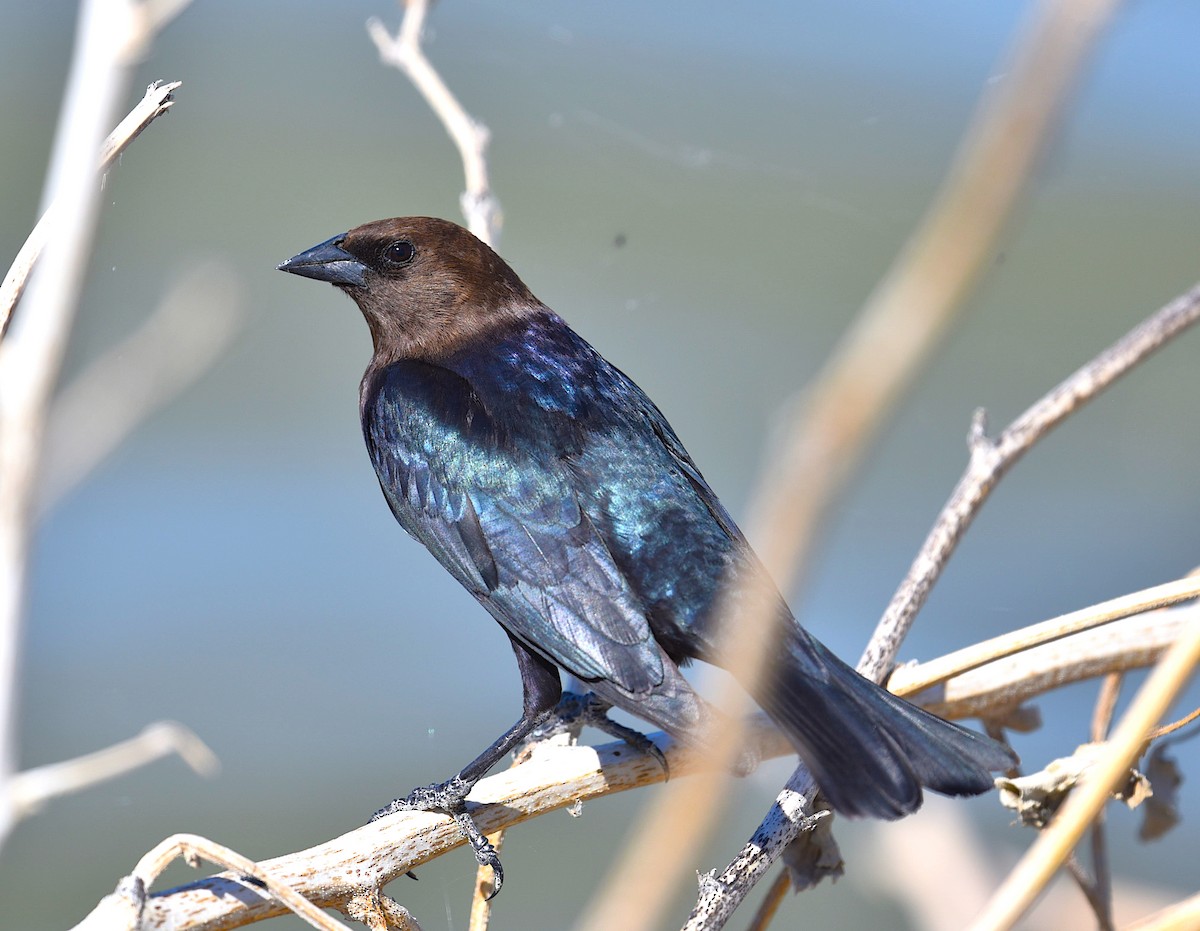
[278,217,1016,896]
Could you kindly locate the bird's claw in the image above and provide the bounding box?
[523,691,670,779]
[369,777,502,897]
[454,811,504,899]
[369,775,473,823]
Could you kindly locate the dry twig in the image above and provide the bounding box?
[967,612,1200,931]
[368,0,500,246]
[0,0,190,848]
[593,0,1128,926]
[9,721,217,822]
[683,270,1200,928]
[73,833,359,931]
[887,577,1200,700]
[0,80,180,336]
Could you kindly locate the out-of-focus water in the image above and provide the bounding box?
[2,2,1198,928]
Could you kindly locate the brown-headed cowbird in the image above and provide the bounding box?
[278,217,1016,894]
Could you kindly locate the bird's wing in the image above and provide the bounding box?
[363,362,665,695]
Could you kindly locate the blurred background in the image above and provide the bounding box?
[2,1,1198,928]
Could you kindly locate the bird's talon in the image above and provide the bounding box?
[454,811,504,898]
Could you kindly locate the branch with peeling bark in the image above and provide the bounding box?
[70,596,1189,931]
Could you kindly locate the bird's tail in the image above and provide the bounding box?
[755,628,1016,819]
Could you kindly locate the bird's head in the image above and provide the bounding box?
[278,217,537,361]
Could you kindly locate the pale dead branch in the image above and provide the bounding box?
[368,0,500,246]
[9,721,217,822]
[967,611,1200,931]
[0,81,181,336]
[73,833,358,931]
[0,0,191,850]
[860,279,1200,682]
[116,600,1186,929]
[894,598,1192,720]
[888,581,1200,708]
[683,275,1200,930]
[1121,891,1200,931]
[588,0,1128,926]
[997,742,1152,829]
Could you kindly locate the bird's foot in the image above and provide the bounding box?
[369,776,503,899]
[521,691,669,778]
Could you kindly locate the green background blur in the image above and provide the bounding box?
[2,1,1198,928]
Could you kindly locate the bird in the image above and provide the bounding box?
[278,217,1016,895]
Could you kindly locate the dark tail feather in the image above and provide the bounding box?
[757,631,1017,820]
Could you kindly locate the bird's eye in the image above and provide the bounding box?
[382,240,416,267]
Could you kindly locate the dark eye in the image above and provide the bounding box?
[382,240,416,267]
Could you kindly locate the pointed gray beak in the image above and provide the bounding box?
[278,234,367,287]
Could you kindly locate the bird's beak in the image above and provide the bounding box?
[277,234,367,286]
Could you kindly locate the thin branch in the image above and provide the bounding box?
[0,0,189,849]
[893,601,1189,720]
[886,576,1200,698]
[9,721,217,822]
[134,733,776,930]
[468,829,504,931]
[1146,706,1200,742]
[685,268,1200,927]
[73,833,358,931]
[1093,673,1124,744]
[367,0,500,246]
[966,612,1200,931]
[1068,673,1123,931]
[860,278,1200,680]
[0,81,181,336]
[647,0,1126,925]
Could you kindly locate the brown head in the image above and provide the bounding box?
[278,217,539,362]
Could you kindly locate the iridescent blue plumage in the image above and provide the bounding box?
[280,216,1017,892]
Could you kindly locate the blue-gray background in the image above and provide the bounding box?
[2,1,1198,928]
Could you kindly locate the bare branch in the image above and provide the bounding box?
[886,577,1200,701]
[684,267,1200,928]
[73,833,357,931]
[893,601,1190,720]
[134,734,777,930]
[367,0,500,246]
[468,829,504,931]
[0,80,181,336]
[966,613,1200,931]
[79,601,1182,930]
[9,721,217,822]
[861,279,1200,681]
[0,0,189,849]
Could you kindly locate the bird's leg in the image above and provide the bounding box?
[521,690,669,778]
[369,635,562,899]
